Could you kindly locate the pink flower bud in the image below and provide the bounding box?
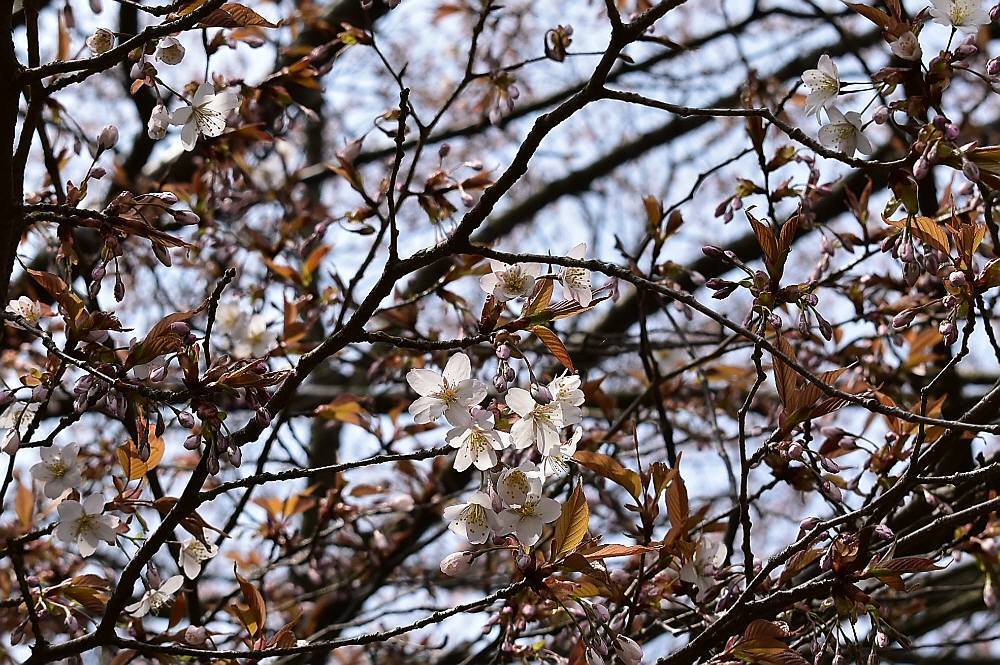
[185,626,208,644]
[892,309,916,329]
[440,551,474,576]
[615,636,643,665]
[874,524,895,541]
[530,383,553,405]
[97,125,119,150]
[963,160,981,182]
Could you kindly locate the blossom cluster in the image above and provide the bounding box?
[800,0,993,157]
[408,351,585,546]
[405,247,596,552]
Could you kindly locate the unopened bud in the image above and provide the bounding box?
[97,125,119,150]
[802,513,824,535]
[702,245,729,262]
[185,626,208,645]
[787,442,804,460]
[955,43,978,60]
[892,309,916,329]
[874,524,895,541]
[530,383,553,405]
[963,160,981,182]
[440,551,474,576]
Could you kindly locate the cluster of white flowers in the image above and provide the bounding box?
[215,302,277,358]
[801,55,873,157]
[409,354,585,549]
[410,247,599,554]
[479,243,594,306]
[442,462,562,546]
[800,1,991,158]
[148,82,240,151]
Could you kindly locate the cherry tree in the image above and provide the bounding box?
[3,0,1000,664]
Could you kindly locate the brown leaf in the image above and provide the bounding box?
[746,209,780,278]
[572,450,642,501]
[15,479,33,529]
[524,278,554,316]
[314,394,371,429]
[665,462,689,530]
[116,431,166,481]
[553,484,589,558]
[531,325,575,371]
[582,543,657,560]
[235,569,267,639]
[200,2,277,28]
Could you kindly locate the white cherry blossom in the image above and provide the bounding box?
[443,491,498,544]
[179,537,219,578]
[125,575,184,617]
[156,36,185,65]
[30,443,83,499]
[496,462,544,506]
[170,82,240,151]
[479,260,543,301]
[234,314,276,358]
[497,492,561,546]
[547,373,585,426]
[407,352,487,427]
[679,537,727,601]
[801,54,840,117]
[147,104,170,140]
[215,301,247,331]
[559,243,593,306]
[540,427,581,477]
[1,401,40,454]
[447,407,510,471]
[55,494,118,557]
[818,107,872,156]
[6,297,42,326]
[506,387,564,453]
[930,0,990,32]
[85,28,114,54]
[890,31,922,61]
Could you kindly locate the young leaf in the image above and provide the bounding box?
[531,325,575,371]
[553,484,590,557]
[572,450,642,501]
[235,569,268,639]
